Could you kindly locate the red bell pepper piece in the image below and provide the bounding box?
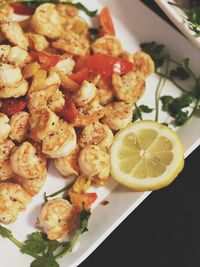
[10,3,35,15]
[70,68,89,85]
[30,51,60,70]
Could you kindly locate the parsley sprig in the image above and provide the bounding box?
[0,209,91,267]
[140,42,200,126]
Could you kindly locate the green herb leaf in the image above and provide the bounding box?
[21,232,48,255]
[0,225,12,238]
[30,251,59,267]
[79,209,91,233]
[160,95,174,111]
[140,42,167,69]
[139,105,154,113]
[170,66,190,80]
[175,111,189,126]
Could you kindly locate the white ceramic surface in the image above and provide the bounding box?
[1,1,200,267]
[156,0,200,50]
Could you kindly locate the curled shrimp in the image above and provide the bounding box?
[0,160,14,181]
[96,77,114,106]
[42,120,77,158]
[0,78,29,98]
[30,3,63,39]
[0,138,15,161]
[9,112,30,143]
[0,113,10,142]
[78,145,110,185]
[133,51,155,78]
[10,141,47,180]
[38,198,75,240]
[26,32,49,52]
[54,146,79,177]
[0,183,31,224]
[79,121,114,150]
[112,71,145,104]
[72,80,97,107]
[102,101,134,131]
[0,20,29,50]
[91,35,122,57]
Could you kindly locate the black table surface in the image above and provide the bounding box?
[80,2,200,267]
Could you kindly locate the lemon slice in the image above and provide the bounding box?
[110,120,184,191]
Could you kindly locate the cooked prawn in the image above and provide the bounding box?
[38,198,75,240]
[10,141,47,179]
[26,32,49,52]
[112,72,145,104]
[42,120,77,158]
[91,35,122,57]
[0,20,29,50]
[0,63,22,87]
[0,160,14,181]
[31,4,63,39]
[79,121,114,150]
[9,112,30,143]
[0,183,31,224]
[0,113,10,142]
[55,57,75,75]
[0,138,15,161]
[0,78,29,98]
[133,51,155,78]
[7,46,30,67]
[96,77,114,105]
[54,146,79,177]
[102,101,134,131]
[72,80,97,107]
[78,145,110,185]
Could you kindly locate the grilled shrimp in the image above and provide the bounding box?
[72,96,105,127]
[52,30,89,56]
[55,57,75,75]
[54,146,79,177]
[79,121,114,149]
[0,183,31,224]
[44,71,61,87]
[9,112,30,143]
[0,138,15,161]
[112,72,145,104]
[0,21,29,50]
[91,35,122,57]
[0,45,10,61]
[0,113,10,142]
[133,51,155,78]
[0,63,22,87]
[0,5,13,22]
[7,46,30,67]
[31,4,63,39]
[78,145,110,185]
[0,78,29,98]
[10,141,47,179]
[28,84,59,113]
[56,4,78,18]
[71,175,91,194]
[15,168,47,196]
[102,101,134,131]
[26,32,49,51]
[42,120,77,158]
[29,109,59,141]
[0,160,14,181]
[47,89,65,113]
[72,80,97,107]
[96,77,114,105]
[38,198,75,240]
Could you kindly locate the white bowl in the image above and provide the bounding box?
[155,0,200,50]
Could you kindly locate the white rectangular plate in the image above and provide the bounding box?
[155,0,200,50]
[1,1,200,267]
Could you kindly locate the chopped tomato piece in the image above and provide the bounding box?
[10,3,35,15]
[85,53,134,78]
[69,191,97,211]
[0,98,27,117]
[70,68,89,85]
[30,51,60,70]
[99,7,115,36]
[60,95,79,122]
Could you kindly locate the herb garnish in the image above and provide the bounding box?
[0,209,91,267]
[140,41,200,126]
[132,104,154,121]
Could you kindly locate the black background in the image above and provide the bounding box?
[79,1,200,267]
